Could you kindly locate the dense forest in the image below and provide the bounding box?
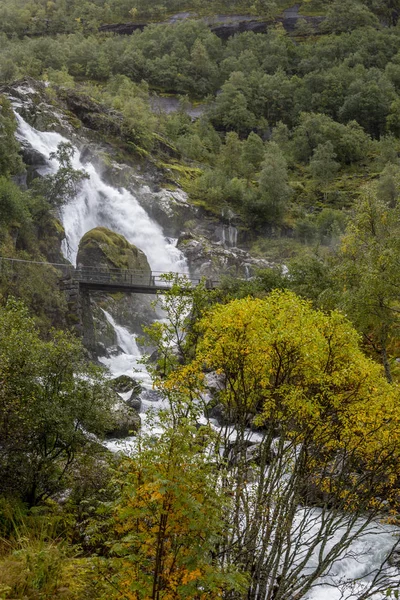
[1,0,400,598]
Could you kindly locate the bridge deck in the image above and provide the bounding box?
[73,267,218,293]
[0,258,219,293]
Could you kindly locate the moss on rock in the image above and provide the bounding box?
[77,227,151,272]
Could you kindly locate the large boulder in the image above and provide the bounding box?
[105,400,141,439]
[77,226,151,272]
[111,374,142,395]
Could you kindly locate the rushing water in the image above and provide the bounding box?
[15,112,400,600]
[15,115,187,272]
[99,309,150,381]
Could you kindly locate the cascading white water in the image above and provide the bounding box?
[100,310,168,448]
[99,309,150,381]
[15,114,188,273]
[228,224,238,247]
[14,111,400,600]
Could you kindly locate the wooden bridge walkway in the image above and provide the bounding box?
[0,257,219,294]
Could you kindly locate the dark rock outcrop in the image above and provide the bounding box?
[127,392,142,412]
[99,22,146,34]
[97,10,325,40]
[111,374,141,394]
[58,88,124,138]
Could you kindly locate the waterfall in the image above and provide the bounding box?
[228,224,238,247]
[14,111,184,422]
[15,114,188,273]
[102,309,140,356]
[100,310,168,447]
[220,206,238,248]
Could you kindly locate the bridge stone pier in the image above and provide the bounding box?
[60,274,97,355]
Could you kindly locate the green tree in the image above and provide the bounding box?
[339,77,394,138]
[292,112,370,164]
[217,131,243,178]
[106,421,246,599]
[309,141,340,198]
[32,142,88,208]
[324,0,379,33]
[251,0,277,18]
[189,38,218,96]
[245,141,291,228]
[366,0,400,25]
[0,298,112,505]
[377,162,400,207]
[0,177,30,227]
[0,96,23,177]
[212,72,258,135]
[335,185,400,381]
[240,131,265,179]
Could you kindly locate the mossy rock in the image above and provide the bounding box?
[77,227,150,272]
[111,374,142,395]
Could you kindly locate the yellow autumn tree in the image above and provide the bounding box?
[104,422,246,600]
[162,290,400,600]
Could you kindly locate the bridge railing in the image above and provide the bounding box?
[73,266,220,289]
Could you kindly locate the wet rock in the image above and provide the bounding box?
[224,439,257,466]
[205,371,225,393]
[111,375,139,394]
[388,551,400,568]
[105,400,141,439]
[19,141,47,167]
[245,444,262,465]
[142,389,161,403]
[131,380,143,398]
[177,231,273,279]
[150,95,205,120]
[139,185,197,237]
[207,402,234,426]
[127,394,142,412]
[245,444,276,466]
[4,78,74,135]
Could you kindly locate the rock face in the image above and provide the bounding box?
[98,12,325,39]
[77,227,151,272]
[177,231,273,279]
[76,227,154,349]
[138,186,197,237]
